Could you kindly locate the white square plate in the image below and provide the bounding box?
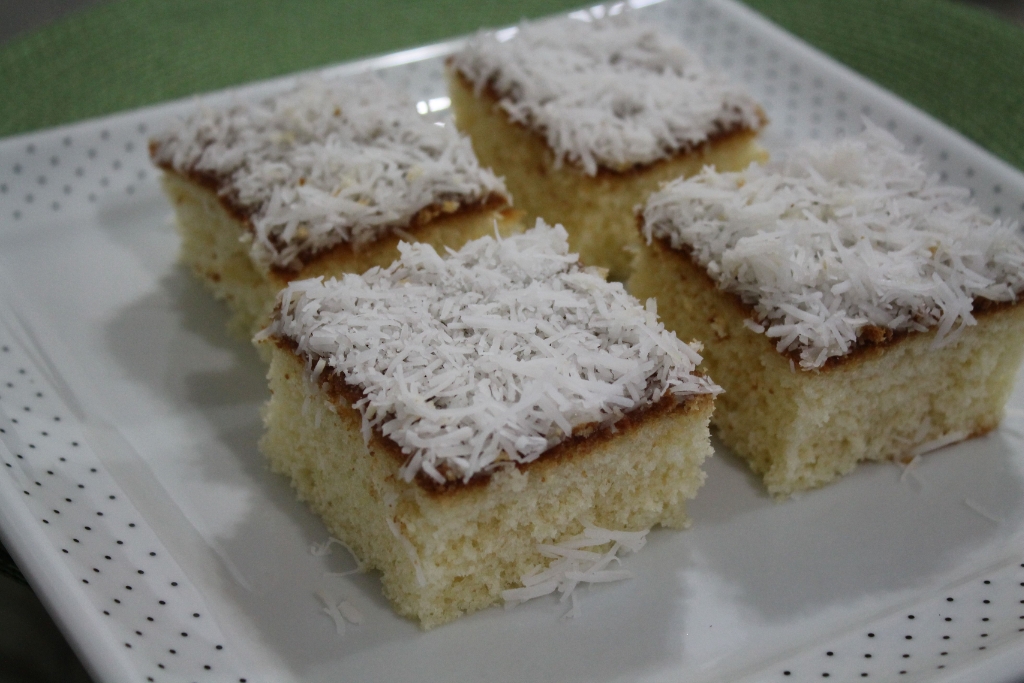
[1,1,1023,681]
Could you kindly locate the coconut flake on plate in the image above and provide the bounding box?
[642,122,1024,369]
[502,525,650,619]
[265,221,718,484]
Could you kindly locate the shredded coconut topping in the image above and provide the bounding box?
[642,124,1024,368]
[452,15,764,175]
[266,221,717,484]
[151,78,507,271]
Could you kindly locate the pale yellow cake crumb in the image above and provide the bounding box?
[629,239,1024,497]
[259,344,714,628]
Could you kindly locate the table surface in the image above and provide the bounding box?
[0,0,1022,171]
[0,1,1022,682]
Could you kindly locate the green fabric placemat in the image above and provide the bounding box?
[0,0,1023,173]
[0,0,589,134]
[745,0,1024,171]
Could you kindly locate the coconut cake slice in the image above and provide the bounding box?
[150,78,518,336]
[629,124,1024,497]
[448,13,767,281]
[258,221,719,627]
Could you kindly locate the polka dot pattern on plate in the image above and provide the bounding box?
[0,337,249,681]
[770,561,1024,681]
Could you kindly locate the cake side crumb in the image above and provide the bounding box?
[629,238,1024,497]
[260,345,714,626]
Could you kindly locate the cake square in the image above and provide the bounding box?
[258,222,718,627]
[150,78,518,336]
[628,126,1024,497]
[448,13,768,281]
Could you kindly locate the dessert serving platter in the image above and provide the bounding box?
[1,0,1024,681]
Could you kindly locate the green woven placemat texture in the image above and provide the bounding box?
[0,0,1022,171]
[744,0,1024,171]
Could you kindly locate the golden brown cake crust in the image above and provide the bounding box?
[151,153,510,274]
[272,335,713,496]
[450,68,767,178]
[277,201,519,284]
[642,230,1021,372]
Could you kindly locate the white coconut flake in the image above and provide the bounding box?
[742,319,765,334]
[151,77,507,271]
[1002,422,1024,440]
[315,589,347,636]
[267,221,718,484]
[897,454,923,490]
[311,536,366,575]
[562,591,581,621]
[315,587,365,636]
[310,537,342,557]
[452,14,763,175]
[502,525,649,616]
[383,493,426,586]
[643,123,1024,368]
[911,430,970,456]
[964,498,1003,524]
[337,600,364,625]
